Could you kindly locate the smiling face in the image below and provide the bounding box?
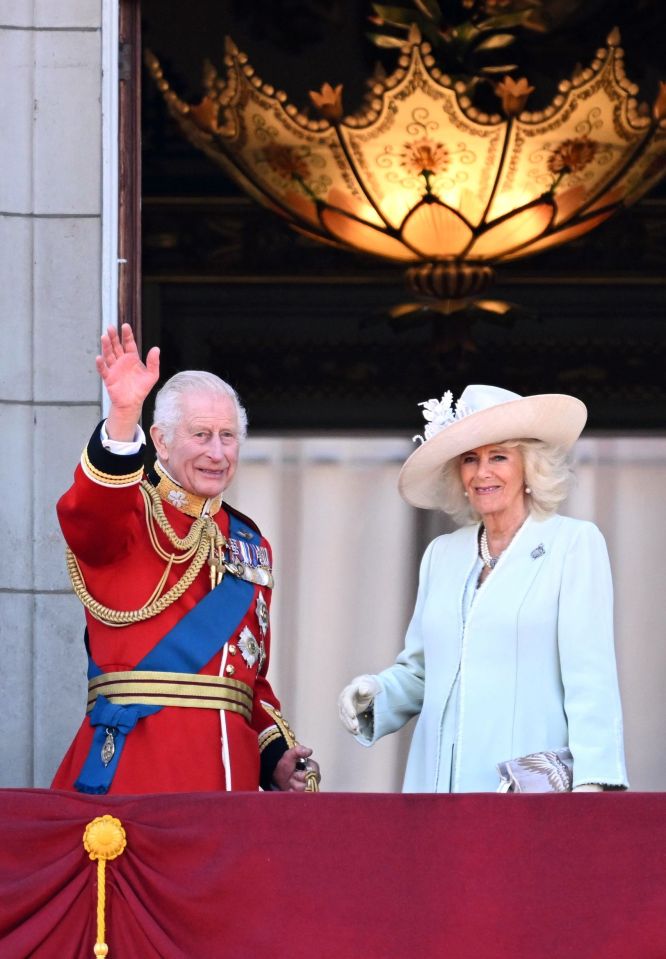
[150,390,240,498]
[459,443,527,524]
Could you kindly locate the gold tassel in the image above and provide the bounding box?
[83,816,127,958]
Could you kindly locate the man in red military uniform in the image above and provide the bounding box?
[52,323,319,794]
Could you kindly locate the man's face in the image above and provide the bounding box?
[151,390,240,498]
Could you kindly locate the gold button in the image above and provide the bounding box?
[225,664,235,676]
[228,644,237,655]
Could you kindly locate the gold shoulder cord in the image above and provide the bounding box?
[66,480,226,628]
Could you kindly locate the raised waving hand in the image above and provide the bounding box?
[97,323,160,440]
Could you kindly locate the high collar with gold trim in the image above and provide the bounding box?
[150,460,224,518]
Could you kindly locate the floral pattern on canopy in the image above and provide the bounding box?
[145,27,666,300]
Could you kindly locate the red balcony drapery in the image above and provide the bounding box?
[1,788,665,958]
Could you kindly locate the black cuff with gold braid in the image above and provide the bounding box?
[260,736,289,791]
[81,420,145,488]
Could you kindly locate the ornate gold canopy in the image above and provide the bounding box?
[146,25,666,305]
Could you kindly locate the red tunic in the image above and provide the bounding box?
[52,429,286,794]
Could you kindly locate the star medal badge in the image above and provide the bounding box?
[238,626,260,668]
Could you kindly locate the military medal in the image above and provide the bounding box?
[225,537,274,588]
[256,591,269,637]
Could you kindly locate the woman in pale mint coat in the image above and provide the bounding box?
[339,385,628,793]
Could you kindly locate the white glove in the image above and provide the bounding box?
[338,674,381,735]
[572,783,603,792]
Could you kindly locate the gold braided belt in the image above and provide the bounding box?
[87,670,254,723]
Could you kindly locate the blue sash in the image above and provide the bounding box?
[74,513,259,794]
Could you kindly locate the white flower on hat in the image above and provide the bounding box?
[413,391,472,445]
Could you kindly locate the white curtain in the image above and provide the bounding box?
[232,438,417,791]
[565,437,666,790]
[231,435,666,792]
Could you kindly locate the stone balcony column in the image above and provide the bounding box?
[0,0,107,786]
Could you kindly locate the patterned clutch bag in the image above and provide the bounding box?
[497,747,573,793]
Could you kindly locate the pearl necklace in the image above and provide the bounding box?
[479,526,498,569]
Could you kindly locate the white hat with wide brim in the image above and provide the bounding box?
[398,384,587,510]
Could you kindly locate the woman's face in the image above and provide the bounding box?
[459,443,526,521]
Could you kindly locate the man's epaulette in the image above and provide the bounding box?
[225,502,261,536]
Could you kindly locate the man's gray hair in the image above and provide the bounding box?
[152,371,248,443]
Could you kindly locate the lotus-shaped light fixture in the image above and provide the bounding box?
[146,25,666,310]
